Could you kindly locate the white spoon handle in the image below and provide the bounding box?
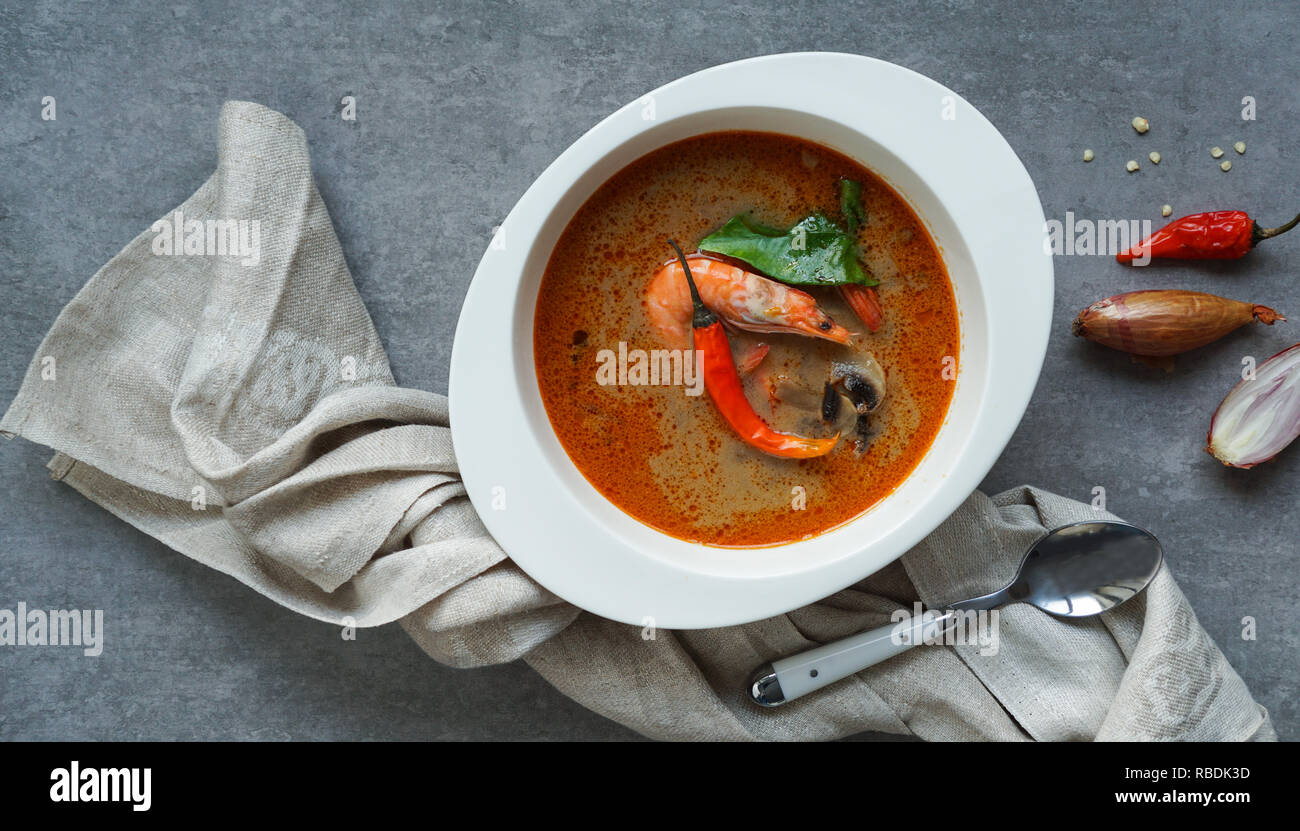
[749,610,958,706]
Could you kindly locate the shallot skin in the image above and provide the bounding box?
[1072,290,1284,357]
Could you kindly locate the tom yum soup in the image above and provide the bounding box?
[534,132,959,547]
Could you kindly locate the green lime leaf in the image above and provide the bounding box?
[838,178,866,233]
[697,212,878,287]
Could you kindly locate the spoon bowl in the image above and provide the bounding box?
[951,520,1164,617]
[1015,521,1164,616]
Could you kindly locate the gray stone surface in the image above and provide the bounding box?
[1,1,1295,741]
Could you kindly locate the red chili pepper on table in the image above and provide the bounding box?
[668,240,839,459]
[1116,209,1300,263]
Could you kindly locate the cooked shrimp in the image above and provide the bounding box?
[645,254,853,347]
[840,284,884,332]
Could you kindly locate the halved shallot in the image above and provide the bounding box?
[1072,290,1284,357]
[1207,343,1300,468]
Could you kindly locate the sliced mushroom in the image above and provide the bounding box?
[830,355,886,415]
[821,382,840,423]
[828,356,887,455]
[763,372,824,411]
[819,382,858,436]
[853,412,872,438]
[754,356,887,453]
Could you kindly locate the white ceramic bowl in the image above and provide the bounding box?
[450,53,1052,628]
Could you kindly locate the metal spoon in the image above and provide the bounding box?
[748,520,1163,707]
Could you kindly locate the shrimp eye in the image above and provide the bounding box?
[819,321,832,331]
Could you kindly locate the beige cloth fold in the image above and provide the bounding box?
[2,101,1273,741]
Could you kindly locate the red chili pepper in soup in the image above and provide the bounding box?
[668,240,839,459]
[1116,209,1300,263]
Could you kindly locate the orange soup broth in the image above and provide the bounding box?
[534,132,958,546]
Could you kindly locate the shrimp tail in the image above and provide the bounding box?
[841,284,884,332]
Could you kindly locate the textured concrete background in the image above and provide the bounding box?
[1,1,1296,741]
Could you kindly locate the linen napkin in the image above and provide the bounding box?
[2,101,1273,741]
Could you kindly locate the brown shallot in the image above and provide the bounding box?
[1072,290,1284,357]
[1207,343,1300,468]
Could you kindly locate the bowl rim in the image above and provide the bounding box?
[450,52,1053,628]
